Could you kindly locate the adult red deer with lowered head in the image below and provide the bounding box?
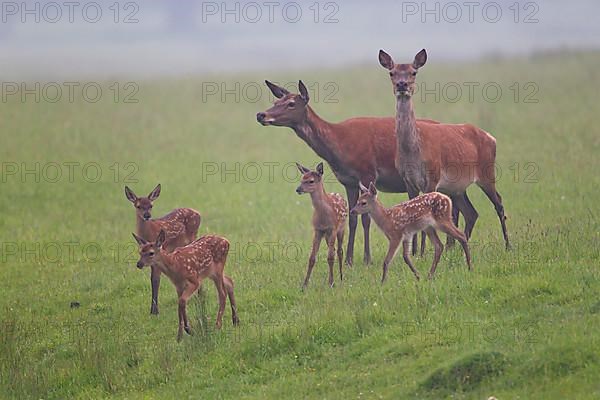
[378,49,510,249]
[256,80,470,263]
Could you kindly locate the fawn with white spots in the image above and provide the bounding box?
[351,182,471,283]
[133,230,240,341]
[125,184,201,315]
[296,162,348,289]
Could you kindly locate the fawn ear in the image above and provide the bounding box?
[125,186,137,203]
[316,162,324,176]
[265,80,290,99]
[296,162,310,174]
[132,233,147,246]
[148,184,161,201]
[298,80,310,104]
[379,49,394,70]
[156,230,166,248]
[413,49,427,69]
[368,181,377,195]
[359,182,369,193]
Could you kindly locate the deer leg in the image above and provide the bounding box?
[150,266,161,315]
[460,192,479,240]
[178,281,200,340]
[438,220,472,271]
[361,213,373,265]
[480,184,510,250]
[337,228,344,282]
[446,195,460,248]
[381,238,401,284]
[407,186,422,256]
[212,274,227,329]
[402,239,421,281]
[223,275,239,326]
[303,231,323,290]
[344,186,359,267]
[326,234,336,288]
[424,228,443,279]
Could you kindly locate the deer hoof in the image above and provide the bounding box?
[150,306,159,315]
[184,326,192,335]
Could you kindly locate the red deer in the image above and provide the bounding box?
[125,184,201,314]
[351,183,471,282]
[296,162,347,289]
[378,49,510,249]
[256,81,470,262]
[133,230,240,341]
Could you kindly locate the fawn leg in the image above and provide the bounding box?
[438,221,472,271]
[424,227,443,279]
[177,281,200,340]
[381,238,401,284]
[150,265,161,315]
[303,231,323,289]
[402,240,421,280]
[337,228,344,281]
[223,275,239,326]
[326,234,336,288]
[212,274,227,329]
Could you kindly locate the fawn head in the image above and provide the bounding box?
[132,229,165,269]
[379,49,427,98]
[125,184,161,221]
[257,80,310,127]
[295,162,324,195]
[350,182,378,215]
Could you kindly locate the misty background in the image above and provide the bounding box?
[0,0,598,80]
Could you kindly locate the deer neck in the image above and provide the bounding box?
[153,250,176,278]
[309,184,331,216]
[367,198,394,236]
[136,215,152,238]
[293,107,342,170]
[395,97,421,157]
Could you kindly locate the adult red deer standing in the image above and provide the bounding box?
[125,184,202,314]
[256,80,473,263]
[378,49,510,249]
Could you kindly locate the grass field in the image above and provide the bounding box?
[0,50,599,399]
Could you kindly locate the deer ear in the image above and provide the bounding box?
[298,80,310,104]
[156,230,166,248]
[316,162,324,176]
[359,182,369,193]
[265,80,290,99]
[368,181,377,195]
[132,233,147,246]
[296,162,310,174]
[379,49,394,70]
[148,184,161,201]
[413,49,427,69]
[125,186,137,203]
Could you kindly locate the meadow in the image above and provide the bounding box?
[0,50,599,399]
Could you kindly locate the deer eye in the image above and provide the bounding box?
[149,251,155,256]
[412,71,417,76]
[308,180,314,184]
[361,201,367,205]
[288,102,295,108]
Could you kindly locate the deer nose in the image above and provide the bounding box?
[143,213,151,220]
[256,112,266,122]
[136,261,144,269]
[296,186,304,194]
[397,81,408,90]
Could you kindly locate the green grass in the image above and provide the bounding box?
[1,50,599,399]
